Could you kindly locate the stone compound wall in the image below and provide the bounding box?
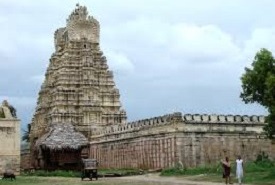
[90,134,177,169]
[20,153,31,171]
[0,119,20,175]
[89,113,275,169]
[20,143,31,170]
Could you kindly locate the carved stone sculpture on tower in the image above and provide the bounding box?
[29,5,127,169]
[0,100,17,118]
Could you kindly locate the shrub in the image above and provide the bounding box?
[255,151,270,163]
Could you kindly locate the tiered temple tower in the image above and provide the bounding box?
[29,4,127,144]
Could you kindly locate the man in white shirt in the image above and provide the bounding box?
[236,156,244,185]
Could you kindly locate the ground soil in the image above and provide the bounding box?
[0,174,253,185]
[115,173,246,185]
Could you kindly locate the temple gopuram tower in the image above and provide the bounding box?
[29,4,127,166]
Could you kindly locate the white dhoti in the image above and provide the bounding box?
[236,159,244,184]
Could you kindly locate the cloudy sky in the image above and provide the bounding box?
[1,0,274,130]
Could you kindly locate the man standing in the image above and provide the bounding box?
[221,157,231,184]
[236,156,244,185]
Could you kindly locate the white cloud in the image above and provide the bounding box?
[170,24,241,63]
[243,28,275,59]
[102,17,244,88]
[103,18,241,65]
[104,50,135,74]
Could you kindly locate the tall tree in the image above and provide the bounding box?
[240,48,275,138]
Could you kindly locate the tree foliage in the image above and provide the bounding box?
[22,123,31,142]
[240,48,275,138]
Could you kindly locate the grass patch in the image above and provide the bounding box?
[0,176,156,185]
[0,176,110,185]
[21,170,81,178]
[98,168,141,176]
[21,168,141,178]
[161,163,223,176]
[161,160,275,185]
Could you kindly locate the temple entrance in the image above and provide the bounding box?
[42,149,82,170]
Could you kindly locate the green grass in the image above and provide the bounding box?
[161,163,223,176]
[20,168,141,178]
[21,170,81,177]
[0,176,157,185]
[161,160,275,185]
[99,168,141,176]
[0,176,113,185]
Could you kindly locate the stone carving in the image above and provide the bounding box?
[65,4,100,43]
[0,100,16,119]
[29,4,127,160]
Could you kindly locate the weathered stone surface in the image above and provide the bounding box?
[0,100,20,175]
[89,113,275,169]
[20,143,31,170]
[29,4,127,166]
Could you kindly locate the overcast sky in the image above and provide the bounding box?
[1,0,274,130]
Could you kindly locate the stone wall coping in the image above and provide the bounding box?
[90,133,176,144]
[183,114,265,123]
[90,130,263,144]
[93,112,182,136]
[0,118,20,121]
[0,153,20,156]
[92,113,266,136]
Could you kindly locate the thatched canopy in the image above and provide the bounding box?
[35,123,88,151]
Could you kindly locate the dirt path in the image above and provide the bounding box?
[115,173,228,185]
[18,175,253,185]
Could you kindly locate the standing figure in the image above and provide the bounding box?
[236,156,244,185]
[221,157,231,184]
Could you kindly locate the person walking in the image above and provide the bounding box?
[236,156,244,185]
[221,157,231,184]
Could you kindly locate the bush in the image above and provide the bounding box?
[266,167,275,178]
[255,151,271,163]
[243,152,275,173]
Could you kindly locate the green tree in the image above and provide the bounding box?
[240,48,275,138]
[22,123,31,142]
